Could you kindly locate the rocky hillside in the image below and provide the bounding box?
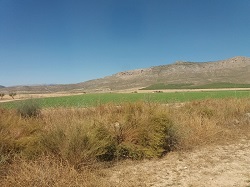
[1,56,250,93]
[75,56,250,91]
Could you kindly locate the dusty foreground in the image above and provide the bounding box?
[109,138,250,187]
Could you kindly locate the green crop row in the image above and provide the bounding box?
[0,90,250,109]
[141,82,250,90]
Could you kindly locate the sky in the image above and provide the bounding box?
[0,0,250,86]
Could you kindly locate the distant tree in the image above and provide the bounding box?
[9,92,17,99]
[0,93,4,99]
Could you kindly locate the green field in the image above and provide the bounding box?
[1,90,250,109]
[141,82,250,90]
[140,83,194,90]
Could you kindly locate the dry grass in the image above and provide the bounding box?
[172,98,250,149]
[0,98,249,186]
[1,156,112,187]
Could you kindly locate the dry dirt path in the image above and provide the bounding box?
[109,138,250,187]
[0,93,83,103]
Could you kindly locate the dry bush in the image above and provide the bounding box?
[1,156,112,187]
[39,121,111,168]
[40,102,176,164]
[0,109,43,158]
[92,102,177,160]
[170,98,250,149]
[0,98,250,186]
[0,109,44,179]
[1,99,249,165]
[17,100,41,118]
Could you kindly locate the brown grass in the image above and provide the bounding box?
[173,98,250,149]
[0,98,249,186]
[1,156,112,187]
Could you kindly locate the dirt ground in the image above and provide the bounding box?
[0,93,83,103]
[108,137,250,187]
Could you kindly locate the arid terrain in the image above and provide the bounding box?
[0,56,250,187]
[1,56,250,93]
[1,1,250,186]
[108,137,250,187]
[0,92,83,102]
[1,98,250,187]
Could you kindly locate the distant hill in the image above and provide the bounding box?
[1,56,250,93]
[75,56,250,91]
[0,85,5,88]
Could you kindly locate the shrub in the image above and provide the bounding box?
[94,102,178,161]
[9,92,16,99]
[32,102,178,165]
[1,98,249,174]
[0,156,111,187]
[0,93,4,99]
[39,122,112,168]
[17,100,41,118]
[0,109,43,164]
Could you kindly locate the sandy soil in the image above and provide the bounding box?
[109,138,250,187]
[0,93,84,103]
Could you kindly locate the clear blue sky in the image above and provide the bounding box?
[1,0,250,86]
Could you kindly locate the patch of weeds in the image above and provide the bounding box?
[17,100,41,118]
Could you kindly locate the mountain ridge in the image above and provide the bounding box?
[1,56,250,93]
[74,56,250,91]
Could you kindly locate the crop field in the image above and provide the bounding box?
[1,90,250,109]
[1,91,250,186]
[1,97,250,186]
[141,82,250,90]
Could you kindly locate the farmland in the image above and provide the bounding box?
[1,90,250,109]
[1,90,250,187]
[140,82,250,90]
[1,97,250,186]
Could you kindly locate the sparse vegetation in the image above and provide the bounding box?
[0,93,4,99]
[0,98,249,186]
[17,100,41,118]
[9,92,17,99]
